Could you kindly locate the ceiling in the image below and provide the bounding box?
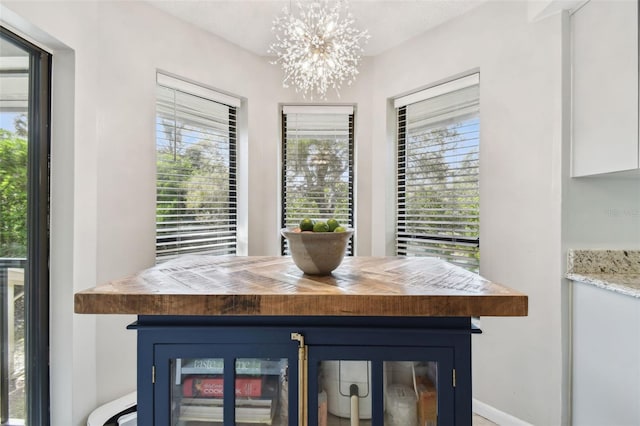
[145,0,489,57]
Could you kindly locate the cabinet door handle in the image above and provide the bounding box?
[291,332,308,426]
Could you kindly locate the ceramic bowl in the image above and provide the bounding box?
[281,228,354,275]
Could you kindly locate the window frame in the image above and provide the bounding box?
[280,105,355,255]
[154,73,239,261]
[395,74,480,271]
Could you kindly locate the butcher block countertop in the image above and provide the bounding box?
[74,255,528,317]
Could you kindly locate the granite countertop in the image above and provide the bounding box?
[566,250,640,298]
[74,255,528,317]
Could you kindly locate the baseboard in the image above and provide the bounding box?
[473,398,533,426]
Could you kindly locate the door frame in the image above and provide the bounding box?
[0,25,51,426]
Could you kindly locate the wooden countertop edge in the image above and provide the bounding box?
[74,293,528,317]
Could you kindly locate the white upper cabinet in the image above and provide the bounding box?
[571,0,639,177]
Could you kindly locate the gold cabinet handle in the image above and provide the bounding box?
[291,332,308,426]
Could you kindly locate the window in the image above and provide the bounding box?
[0,26,51,424]
[395,74,480,271]
[155,73,239,261]
[281,105,355,255]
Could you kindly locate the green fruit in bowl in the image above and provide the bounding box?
[312,221,330,232]
[299,218,315,231]
[334,226,346,233]
[327,218,340,231]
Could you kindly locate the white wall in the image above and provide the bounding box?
[370,2,567,424]
[3,0,638,424]
[563,177,640,248]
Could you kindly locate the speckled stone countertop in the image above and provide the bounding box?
[567,250,640,298]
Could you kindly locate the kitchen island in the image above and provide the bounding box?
[75,255,527,425]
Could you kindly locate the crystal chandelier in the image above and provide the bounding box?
[269,0,370,99]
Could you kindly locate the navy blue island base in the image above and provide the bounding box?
[131,315,481,426]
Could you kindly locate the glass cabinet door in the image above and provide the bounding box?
[308,347,454,426]
[168,357,289,425]
[154,344,296,426]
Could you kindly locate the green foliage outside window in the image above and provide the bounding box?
[156,116,235,259]
[283,138,350,225]
[0,128,27,257]
[400,119,480,270]
[156,124,231,224]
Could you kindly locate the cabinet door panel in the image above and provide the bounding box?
[572,0,639,176]
[308,346,454,426]
[155,344,296,426]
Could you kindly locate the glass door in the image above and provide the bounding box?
[308,346,454,426]
[155,344,297,426]
[0,27,50,425]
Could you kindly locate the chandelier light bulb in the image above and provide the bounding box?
[269,0,370,99]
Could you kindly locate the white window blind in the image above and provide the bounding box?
[281,106,355,255]
[155,76,238,260]
[396,75,480,271]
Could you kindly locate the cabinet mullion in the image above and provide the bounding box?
[223,355,235,426]
[371,360,385,426]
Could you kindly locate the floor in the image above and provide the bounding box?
[323,413,497,425]
[473,413,498,425]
